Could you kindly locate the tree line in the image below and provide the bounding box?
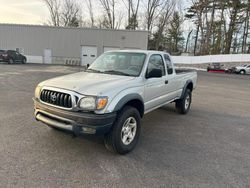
[42,0,250,55]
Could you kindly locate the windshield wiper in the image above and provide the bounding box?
[103,70,131,76]
[85,68,103,73]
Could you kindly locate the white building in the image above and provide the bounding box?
[0,24,148,66]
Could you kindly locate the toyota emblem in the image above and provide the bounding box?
[51,93,57,102]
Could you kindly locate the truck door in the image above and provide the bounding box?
[163,54,182,100]
[144,54,167,112]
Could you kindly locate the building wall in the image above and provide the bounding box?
[0,24,148,64]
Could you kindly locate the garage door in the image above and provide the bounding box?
[81,46,97,66]
[103,47,120,52]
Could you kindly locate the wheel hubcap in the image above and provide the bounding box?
[185,95,190,110]
[121,117,137,145]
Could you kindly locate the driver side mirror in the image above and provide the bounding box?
[146,68,162,79]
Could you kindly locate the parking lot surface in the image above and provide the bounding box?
[0,64,250,188]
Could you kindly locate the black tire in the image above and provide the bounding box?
[175,89,192,114]
[104,106,141,154]
[239,70,246,75]
[22,58,27,64]
[9,58,14,64]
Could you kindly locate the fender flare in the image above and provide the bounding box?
[180,80,193,99]
[113,93,144,115]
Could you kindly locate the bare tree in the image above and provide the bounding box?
[123,0,141,29]
[185,29,193,53]
[99,0,117,29]
[42,0,80,27]
[61,0,80,27]
[145,0,162,33]
[154,0,176,50]
[87,0,95,27]
[186,0,212,55]
[42,0,61,26]
[224,0,244,54]
[242,0,250,53]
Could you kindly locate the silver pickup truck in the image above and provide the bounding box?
[34,50,197,154]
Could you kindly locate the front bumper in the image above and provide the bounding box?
[0,59,8,62]
[34,99,116,135]
[1,57,9,62]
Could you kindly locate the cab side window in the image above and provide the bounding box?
[147,54,166,76]
[164,54,173,75]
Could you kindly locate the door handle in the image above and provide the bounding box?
[165,80,169,84]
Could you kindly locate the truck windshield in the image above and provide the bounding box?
[87,52,146,76]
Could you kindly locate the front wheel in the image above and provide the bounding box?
[240,70,246,75]
[176,89,192,114]
[22,58,27,64]
[104,106,141,154]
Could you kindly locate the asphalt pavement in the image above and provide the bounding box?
[0,64,250,188]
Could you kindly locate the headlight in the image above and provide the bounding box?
[79,97,96,110]
[35,86,42,98]
[79,96,108,111]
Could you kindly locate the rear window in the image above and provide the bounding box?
[164,54,173,75]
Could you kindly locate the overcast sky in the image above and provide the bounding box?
[0,0,192,45]
[0,0,49,24]
[0,0,190,25]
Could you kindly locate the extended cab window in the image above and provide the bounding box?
[164,54,173,75]
[147,54,166,76]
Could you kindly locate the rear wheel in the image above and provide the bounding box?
[104,106,141,154]
[176,89,192,114]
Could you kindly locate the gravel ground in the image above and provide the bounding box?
[0,64,250,188]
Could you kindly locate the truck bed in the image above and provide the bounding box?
[175,68,196,74]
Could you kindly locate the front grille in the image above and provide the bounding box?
[40,89,72,108]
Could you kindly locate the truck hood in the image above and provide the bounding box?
[39,72,137,95]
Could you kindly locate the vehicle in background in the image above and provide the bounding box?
[0,50,5,61]
[234,64,250,75]
[0,50,27,64]
[207,63,225,73]
[225,66,236,74]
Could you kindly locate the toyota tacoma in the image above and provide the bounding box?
[34,50,197,154]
